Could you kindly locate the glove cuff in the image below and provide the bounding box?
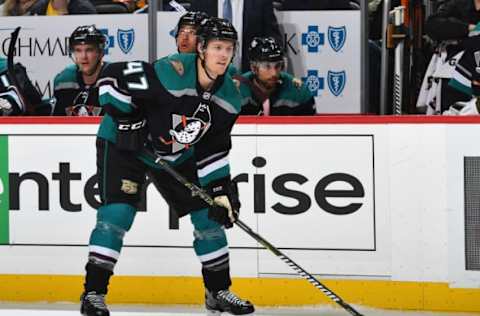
[207,176,231,197]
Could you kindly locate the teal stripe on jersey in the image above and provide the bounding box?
[449,78,472,96]
[99,91,132,113]
[198,164,230,187]
[97,115,117,143]
[167,88,198,98]
[0,136,9,245]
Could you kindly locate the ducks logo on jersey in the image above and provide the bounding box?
[66,90,102,116]
[160,102,212,153]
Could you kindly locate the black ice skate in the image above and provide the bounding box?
[205,289,255,315]
[80,291,110,316]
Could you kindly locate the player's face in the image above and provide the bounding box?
[176,25,198,53]
[253,61,284,89]
[203,39,235,76]
[72,43,102,76]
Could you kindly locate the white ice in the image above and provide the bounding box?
[0,303,480,316]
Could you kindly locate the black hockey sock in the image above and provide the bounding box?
[84,262,113,294]
[202,266,232,292]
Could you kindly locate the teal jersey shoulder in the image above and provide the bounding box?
[154,53,242,114]
[238,71,315,115]
[153,53,197,95]
[238,71,313,105]
[54,64,80,91]
[275,72,313,105]
[215,68,242,114]
[0,57,6,72]
[227,64,239,76]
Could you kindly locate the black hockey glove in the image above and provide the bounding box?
[116,113,147,151]
[207,178,241,229]
[13,63,42,108]
[0,88,25,116]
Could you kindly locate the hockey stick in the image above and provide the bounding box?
[145,151,364,316]
[7,27,20,87]
[7,26,33,115]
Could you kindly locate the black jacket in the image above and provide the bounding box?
[280,0,352,10]
[29,0,96,15]
[426,0,480,42]
[190,0,282,73]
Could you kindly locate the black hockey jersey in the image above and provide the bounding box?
[0,57,51,115]
[448,45,480,97]
[53,63,107,116]
[97,53,242,186]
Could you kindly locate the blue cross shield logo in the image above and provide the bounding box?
[99,29,114,55]
[327,71,346,97]
[302,70,324,96]
[117,29,135,54]
[328,26,346,52]
[301,26,325,53]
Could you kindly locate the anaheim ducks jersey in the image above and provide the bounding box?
[53,63,107,116]
[238,71,315,115]
[97,53,242,186]
[416,48,464,114]
[449,47,480,97]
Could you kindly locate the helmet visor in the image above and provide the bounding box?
[255,60,285,71]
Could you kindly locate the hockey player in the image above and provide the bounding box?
[0,57,51,116]
[444,42,480,115]
[448,38,480,98]
[80,17,254,316]
[175,11,209,53]
[174,11,239,77]
[52,25,107,116]
[237,37,315,115]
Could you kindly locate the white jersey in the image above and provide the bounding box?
[443,97,480,116]
[416,46,464,115]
